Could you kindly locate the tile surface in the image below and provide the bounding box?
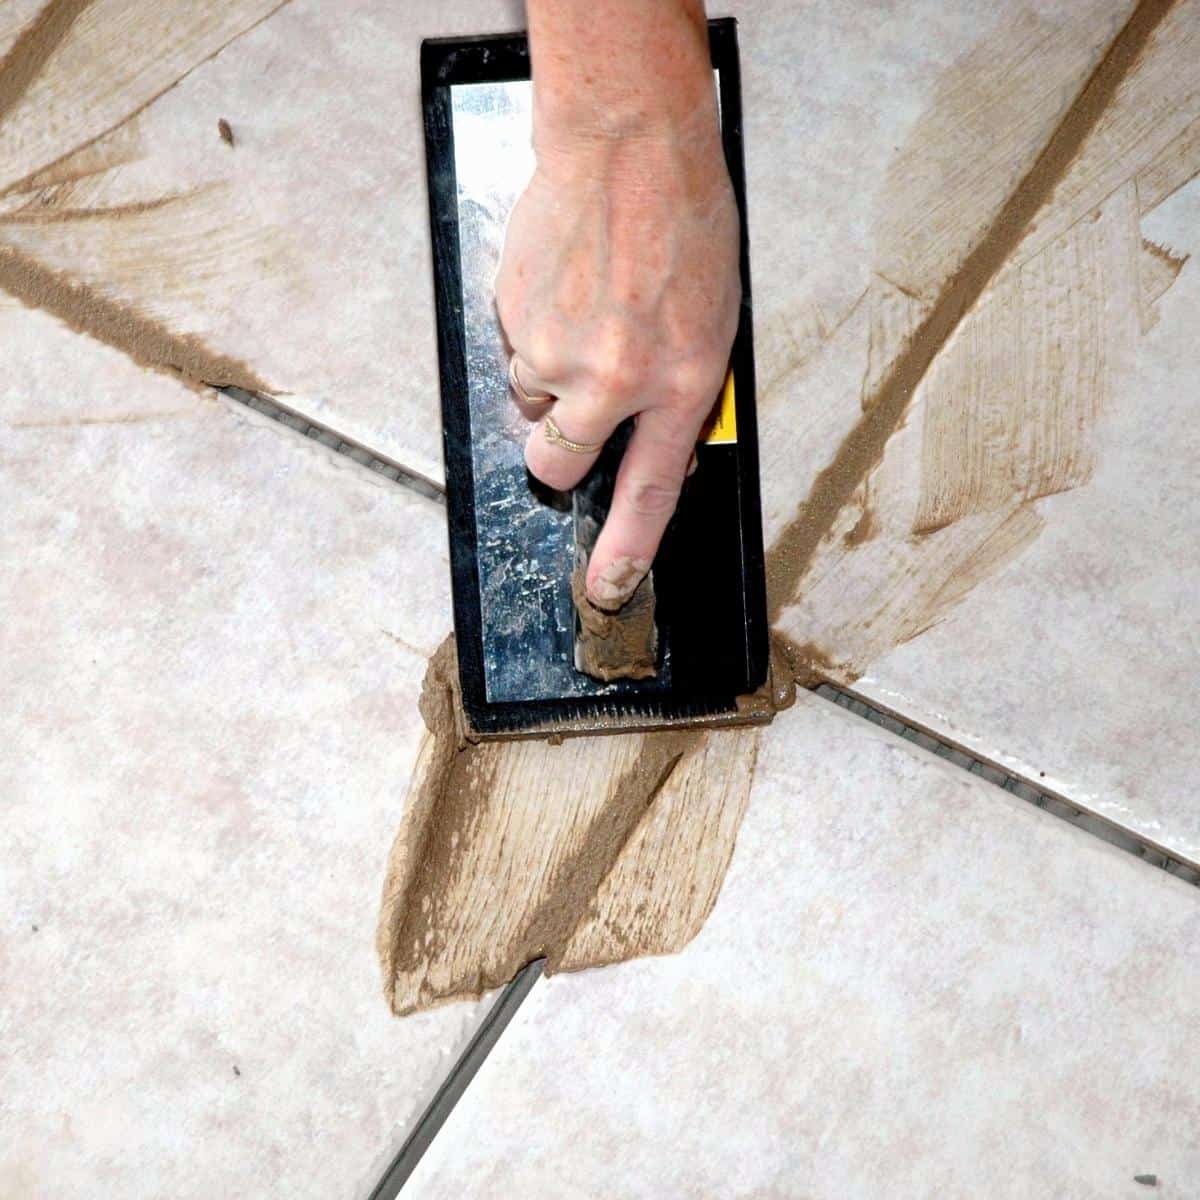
[6,2,1200,1194]
[739,0,1200,865]
[0,0,1119,481]
[407,693,1200,1199]
[0,0,523,486]
[0,309,474,1199]
[854,178,1200,866]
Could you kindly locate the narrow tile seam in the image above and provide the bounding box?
[813,683,1200,887]
[366,958,545,1199]
[211,403,1194,885]
[213,384,445,503]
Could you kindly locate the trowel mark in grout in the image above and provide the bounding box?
[0,0,94,131]
[1007,0,1200,271]
[376,638,759,1015]
[0,0,302,387]
[860,275,927,412]
[11,120,143,192]
[913,183,1139,534]
[1136,115,1200,214]
[767,0,1193,684]
[0,193,192,224]
[0,0,295,197]
[0,177,290,310]
[767,0,1177,625]
[872,4,1131,304]
[1138,237,1188,333]
[780,505,1046,688]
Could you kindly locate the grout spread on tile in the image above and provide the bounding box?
[0,0,93,130]
[0,243,273,391]
[767,0,1196,686]
[375,638,759,1015]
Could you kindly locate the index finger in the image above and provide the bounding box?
[585,407,701,610]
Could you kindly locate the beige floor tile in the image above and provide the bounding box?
[407,693,1200,1199]
[0,309,474,1198]
[855,180,1200,866]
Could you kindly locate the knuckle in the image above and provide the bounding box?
[652,400,702,439]
[666,358,725,405]
[526,330,565,380]
[592,356,639,403]
[627,476,682,518]
[589,324,646,402]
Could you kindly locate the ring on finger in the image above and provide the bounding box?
[544,414,604,455]
[509,355,555,407]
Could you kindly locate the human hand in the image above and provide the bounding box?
[495,3,739,612]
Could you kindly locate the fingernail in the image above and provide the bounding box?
[588,556,651,611]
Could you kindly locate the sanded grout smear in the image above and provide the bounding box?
[766,0,1177,624]
[376,639,758,1015]
[0,0,92,129]
[768,0,1199,686]
[0,0,296,200]
[0,0,305,389]
[0,244,272,391]
[911,182,1138,533]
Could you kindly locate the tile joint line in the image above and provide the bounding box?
[213,385,446,503]
[367,957,546,1199]
[212,394,1196,880]
[814,683,1200,888]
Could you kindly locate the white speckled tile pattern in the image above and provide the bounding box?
[407,693,1200,1200]
[0,310,476,1199]
[857,179,1200,867]
[741,0,1200,866]
[80,0,1191,870]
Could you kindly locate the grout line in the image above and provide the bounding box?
[213,385,446,504]
[214,393,1194,875]
[209,381,1198,893]
[367,958,546,1199]
[812,683,1200,887]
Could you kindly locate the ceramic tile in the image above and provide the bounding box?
[738,0,1200,864]
[0,309,480,1198]
[854,177,1200,866]
[0,0,1121,484]
[407,692,1200,1199]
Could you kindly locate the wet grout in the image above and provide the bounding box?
[814,684,1200,889]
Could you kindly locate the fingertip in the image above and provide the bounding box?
[586,554,652,611]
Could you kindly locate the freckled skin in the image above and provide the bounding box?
[496,0,740,609]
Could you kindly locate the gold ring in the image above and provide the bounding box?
[509,356,555,407]
[544,414,604,455]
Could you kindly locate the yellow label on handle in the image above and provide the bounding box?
[702,370,738,445]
